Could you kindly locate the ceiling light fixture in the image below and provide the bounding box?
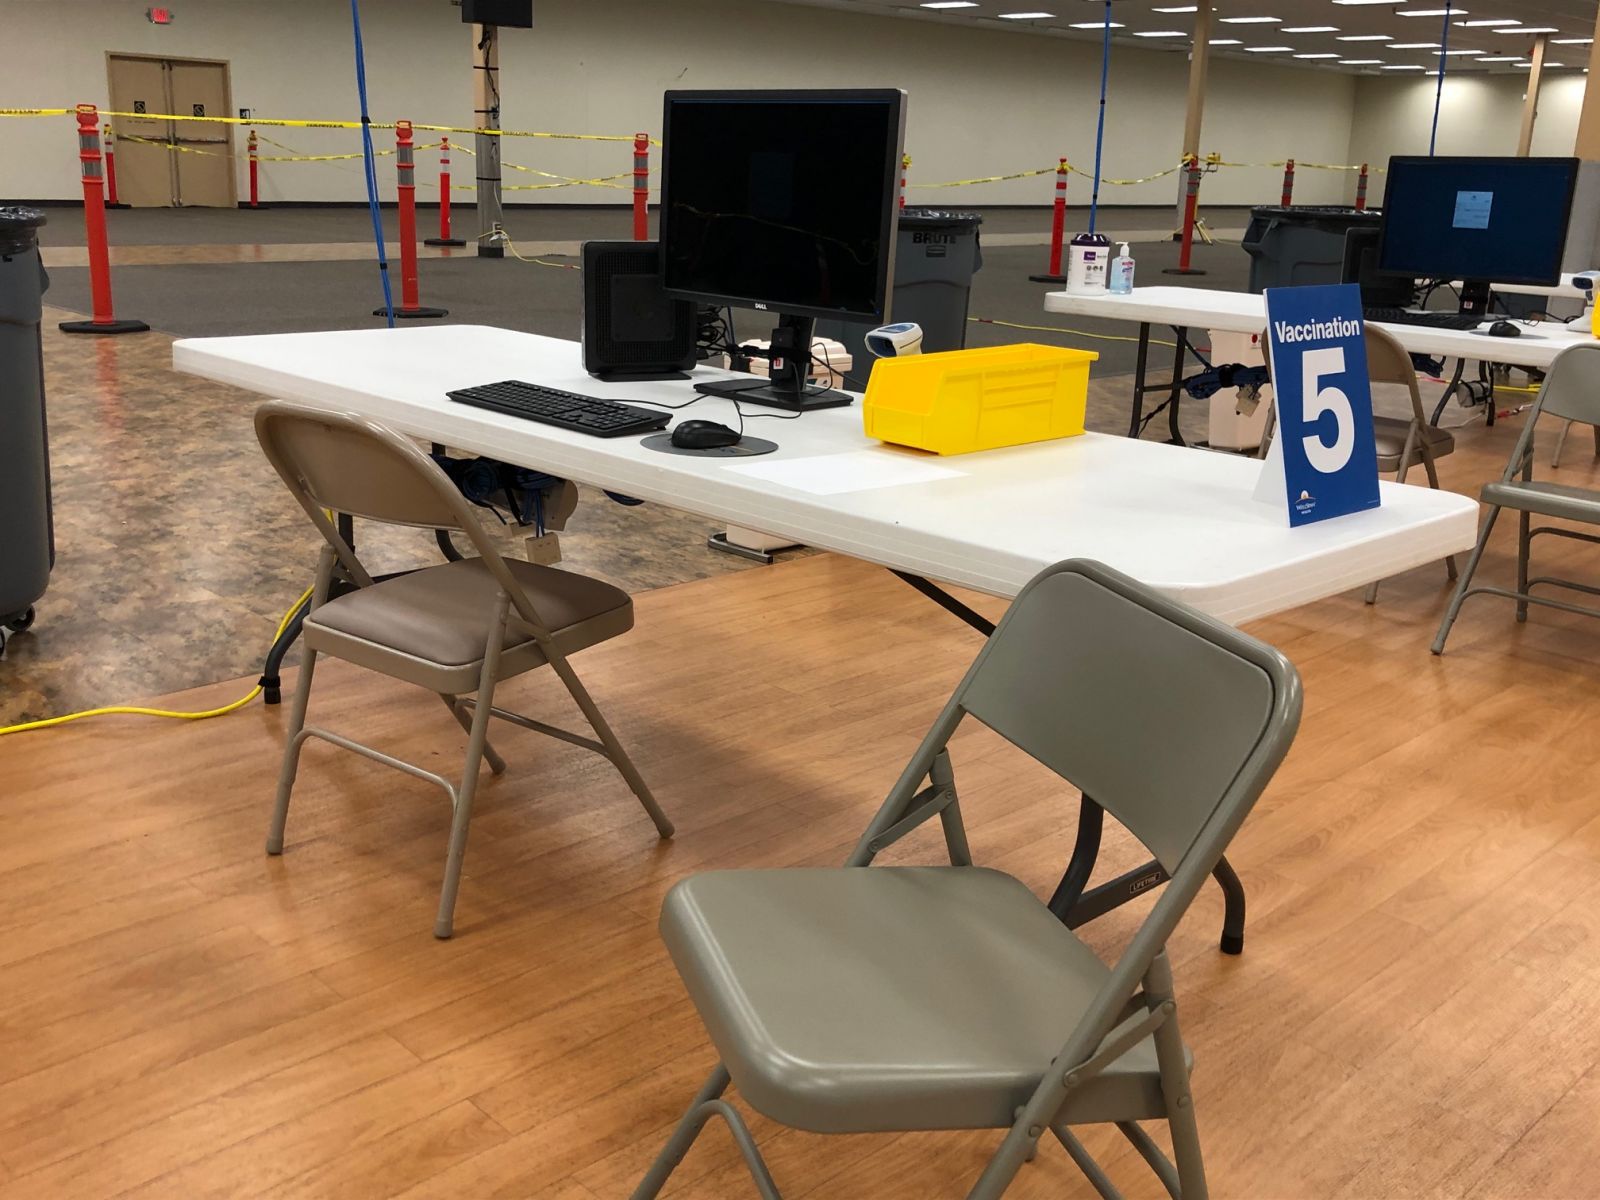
[1337,34,1393,41]
[1284,26,1339,33]
[1294,52,1341,58]
[1244,45,1295,52]
[1132,30,1188,37]
[1494,27,1560,34]
[1220,16,1282,22]
[1339,58,1385,64]
[1068,20,1124,27]
[997,10,1055,18]
[1398,8,1462,15]
[920,1,979,8]
[1456,18,1518,26]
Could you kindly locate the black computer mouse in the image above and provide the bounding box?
[1488,320,1522,338]
[670,419,742,450]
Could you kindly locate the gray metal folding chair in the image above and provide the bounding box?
[634,559,1302,1200]
[255,401,673,938]
[1258,324,1458,602]
[1433,342,1600,655]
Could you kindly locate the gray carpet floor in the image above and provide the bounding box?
[41,236,1254,379]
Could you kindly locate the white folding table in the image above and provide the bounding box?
[1045,285,1595,441]
[174,323,1479,951]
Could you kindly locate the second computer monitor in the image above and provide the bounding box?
[1378,155,1580,314]
[659,88,906,411]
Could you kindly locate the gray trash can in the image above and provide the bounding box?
[819,207,983,369]
[1242,205,1382,293]
[0,206,52,643]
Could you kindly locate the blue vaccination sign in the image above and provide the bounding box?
[1262,283,1381,528]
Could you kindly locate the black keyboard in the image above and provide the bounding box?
[1363,308,1485,331]
[447,380,670,438]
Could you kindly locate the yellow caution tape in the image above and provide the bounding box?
[94,108,646,143]
[120,132,398,163]
[912,165,1058,188]
[1,108,71,117]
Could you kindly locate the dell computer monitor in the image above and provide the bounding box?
[659,89,907,411]
[1377,155,1580,315]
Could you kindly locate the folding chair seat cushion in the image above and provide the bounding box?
[1480,478,1600,523]
[661,866,1186,1136]
[305,556,633,692]
[1373,417,1453,469]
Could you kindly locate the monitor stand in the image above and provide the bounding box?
[694,314,854,413]
[1459,279,1492,317]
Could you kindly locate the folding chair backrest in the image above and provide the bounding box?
[1533,342,1600,429]
[256,403,470,530]
[1364,324,1431,426]
[955,561,1300,877]
[254,401,555,634]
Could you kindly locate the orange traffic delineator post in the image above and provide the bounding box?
[244,129,268,209]
[632,133,650,241]
[424,136,465,246]
[1029,158,1072,284]
[1355,162,1370,212]
[1281,159,1295,207]
[375,120,448,319]
[899,153,910,211]
[103,124,129,209]
[1162,155,1207,277]
[60,105,148,336]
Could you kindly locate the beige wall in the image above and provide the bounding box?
[1,0,1360,207]
[1348,72,1588,170]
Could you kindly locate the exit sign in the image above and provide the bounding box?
[146,7,175,23]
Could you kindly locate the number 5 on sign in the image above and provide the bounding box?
[1257,283,1380,527]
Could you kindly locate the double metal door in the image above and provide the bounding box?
[106,54,235,207]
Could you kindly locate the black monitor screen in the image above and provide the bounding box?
[659,90,905,323]
[1377,155,1579,286]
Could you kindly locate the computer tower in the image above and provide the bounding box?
[582,241,697,381]
[460,0,533,28]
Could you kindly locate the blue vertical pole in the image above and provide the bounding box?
[350,0,395,326]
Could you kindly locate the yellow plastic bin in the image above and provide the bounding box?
[862,343,1098,456]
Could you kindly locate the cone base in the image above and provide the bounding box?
[376,306,450,319]
[1161,268,1208,276]
[1029,273,1071,284]
[59,318,149,335]
[424,238,467,247]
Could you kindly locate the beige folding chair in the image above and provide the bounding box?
[1434,342,1600,655]
[255,401,672,938]
[1258,323,1458,602]
[634,559,1302,1199]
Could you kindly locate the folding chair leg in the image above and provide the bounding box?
[1516,512,1531,623]
[440,694,506,775]
[632,1064,781,1199]
[434,602,508,939]
[548,654,674,839]
[1147,954,1209,1200]
[1213,855,1246,955]
[1432,506,1502,655]
[267,647,319,855]
[1552,419,1572,468]
[1415,449,1459,582]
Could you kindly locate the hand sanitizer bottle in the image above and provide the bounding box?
[1109,243,1136,295]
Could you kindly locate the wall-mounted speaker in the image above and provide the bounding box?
[461,0,533,28]
[582,241,697,382]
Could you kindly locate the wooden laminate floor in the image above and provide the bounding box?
[5,423,1600,1197]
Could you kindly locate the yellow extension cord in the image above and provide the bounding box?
[0,586,314,738]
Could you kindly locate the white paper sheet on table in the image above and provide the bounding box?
[722,450,963,496]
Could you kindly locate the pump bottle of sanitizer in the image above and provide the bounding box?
[1109,243,1136,295]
